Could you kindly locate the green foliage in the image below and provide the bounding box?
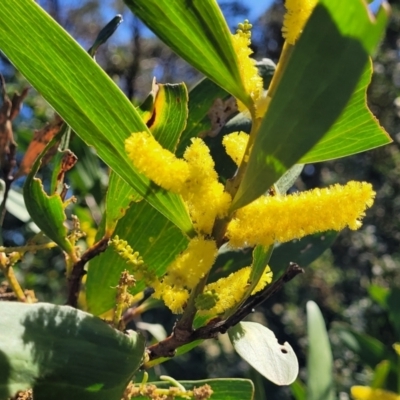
[231,0,389,210]
[0,0,394,398]
[0,302,145,400]
[306,301,335,400]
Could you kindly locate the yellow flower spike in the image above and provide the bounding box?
[393,343,400,356]
[351,386,400,400]
[151,237,218,314]
[282,0,318,45]
[204,265,272,315]
[125,131,189,193]
[227,181,375,249]
[182,138,231,234]
[222,131,250,166]
[231,20,263,112]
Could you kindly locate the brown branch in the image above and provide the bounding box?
[66,235,109,307]
[146,263,304,362]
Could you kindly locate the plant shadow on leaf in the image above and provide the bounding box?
[16,304,144,399]
[0,350,11,399]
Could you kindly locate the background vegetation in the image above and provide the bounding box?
[1,0,399,398]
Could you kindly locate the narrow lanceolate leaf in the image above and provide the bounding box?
[232,0,389,210]
[130,378,254,400]
[177,78,232,156]
[270,231,338,278]
[301,61,391,163]
[124,0,250,107]
[104,172,141,236]
[306,301,335,400]
[239,245,273,309]
[87,200,189,316]
[228,321,298,386]
[23,135,73,255]
[0,302,145,400]
[149,82,189,151]
[0,0,192,234]
[104,83,189,235]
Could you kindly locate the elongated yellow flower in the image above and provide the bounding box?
[182,138,231,234]
[222,131,249,166]
[126,133,231,234]
[204,265,273,315]
[227,181,375,248]
[151,237,218,314]
[282,0,318,45]
[231,20,263,111]
[351,386,400,400]
[125,131,189,193]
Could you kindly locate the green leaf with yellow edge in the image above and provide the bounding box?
[229,321,298,385]
[123,0,250,107]
[0,302,145,400]
[149,82,189,151]
[301,61,391,163]
[306,301,335,400]
[86,200,189,316]
[23,135,73,255]
[130,378,254,400]
[232,0,389,210]
[104,82,189,235]
[0,0,192,234]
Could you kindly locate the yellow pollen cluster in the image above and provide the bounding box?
[110,235,148,282]
[282,0,318,45]
[152,237,218,314]
[204,265,273,315]
[227,181,375,248]
[231,20,263,111]
[222,131,249,166]
[351,386,400,400]
[125,131,189,193]
[182,138,231,233]
[125,133,231,234]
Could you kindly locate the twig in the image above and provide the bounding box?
[66,235,109,307]
[146,263,303,362]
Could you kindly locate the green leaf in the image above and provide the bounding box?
[23,135,73,255]
[368,284,390,308]
[333,323,394,369]
[104,172,142,236]
[149,82,189,152]
[371,360,391,390]
[300,61,391,163]
[177,78,231,157]
[0,302,145,400]
[386,288,400,339]
[86,200,189,315]
[0,0,192,234]
[270,231,338,278]
[208,246,253,282]
[290,379,306,400]
[228,321,298,386]
[245,245,273,302]
[104,83,189,235]
[129,378,254,400]
[123,0,249,106]
[232,0,389,210]
[306,301,335,400]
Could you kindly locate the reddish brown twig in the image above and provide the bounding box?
[146,263,304,362]
[66,236,110,307]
